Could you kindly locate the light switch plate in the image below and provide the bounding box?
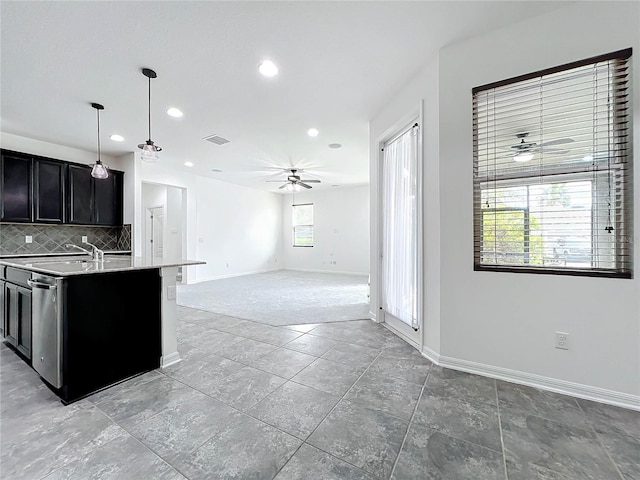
[25,235,32,244]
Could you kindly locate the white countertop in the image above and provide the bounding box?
[0,255,205,276]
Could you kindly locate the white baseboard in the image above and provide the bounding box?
[160,351,181,368]
[195,267,282,282]
[286,268,369,276]
[426,353,640,411]
[421,345,441,364]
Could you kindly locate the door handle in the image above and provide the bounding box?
[27,280,57,290]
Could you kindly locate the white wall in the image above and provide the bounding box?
[370,1,640,407]
[283,185,370,276]
[195,176,283,281]
[166,186,183,260]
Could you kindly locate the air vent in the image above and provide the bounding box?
[203,134,230,145]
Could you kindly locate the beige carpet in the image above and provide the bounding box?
[176,270,370,326]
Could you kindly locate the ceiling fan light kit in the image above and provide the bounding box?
[138,67,162,164]
[90,102,109,179]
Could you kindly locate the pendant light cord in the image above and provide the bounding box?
[96,107,101,162]
[148,75,152,142]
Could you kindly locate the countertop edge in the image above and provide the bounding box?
[0,256,205,277]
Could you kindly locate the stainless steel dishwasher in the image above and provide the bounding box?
[28,274,64,388]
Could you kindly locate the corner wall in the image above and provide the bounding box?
[370,1,640,407]
[283,185,370,276]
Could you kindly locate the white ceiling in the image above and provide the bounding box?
[0,1,569,193]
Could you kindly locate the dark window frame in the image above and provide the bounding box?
[472,48,632,278]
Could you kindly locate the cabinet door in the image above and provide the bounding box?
[67,164,94,224]
[34,159,65,223]
[94,171,123,226]
[0,151,32,222]
[16,286,31,360]
[4,283,18,347]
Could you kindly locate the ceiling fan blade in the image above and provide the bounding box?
[298,182,312,189]
[299,179,321,183]
[538,138,574,147]
[278,184,288,189]
[539,148,570,155]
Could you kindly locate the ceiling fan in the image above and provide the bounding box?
[266,169,321,190]
[505,132,574,162]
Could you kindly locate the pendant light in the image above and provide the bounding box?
[138,68,162,163]
[90,103,109,179]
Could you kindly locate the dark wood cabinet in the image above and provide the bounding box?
[61,269,160,403]
[67,164,94,224]
[0,151,32,222]
[95,170,123,226]
[67,164,123,226]
[2,268,32,360]
[0,149,123,226]
[34,159,66,223]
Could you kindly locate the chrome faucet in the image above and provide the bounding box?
[64,242,104,261]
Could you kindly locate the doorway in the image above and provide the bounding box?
[379,119,422,347]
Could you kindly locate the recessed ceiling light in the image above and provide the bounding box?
[211,168,223,173]
[328,143,342,149]
[184,161,194,167]
[307,128,319,137]
[259,60,278,77]
[167,107,183,118]
[110,134,124,142]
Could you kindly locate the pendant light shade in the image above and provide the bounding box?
[90,103,109,179]
[138,68,162,163]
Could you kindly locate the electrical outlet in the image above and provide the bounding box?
[555,332,570,350]
[82,236,88,243]
[166,286,176,300]
[25,235,32,244]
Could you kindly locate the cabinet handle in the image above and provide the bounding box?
[26,280,57,290]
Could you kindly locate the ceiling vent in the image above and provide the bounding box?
[203,134,230,146]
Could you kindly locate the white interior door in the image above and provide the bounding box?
[380,120,421,346]
[146,206,164,258]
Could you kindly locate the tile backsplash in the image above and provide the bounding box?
[0,223,131,256]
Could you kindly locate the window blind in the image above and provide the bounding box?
[472,48,632,277]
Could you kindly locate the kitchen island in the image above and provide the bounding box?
[0,254,204,404]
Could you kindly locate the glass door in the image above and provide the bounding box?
[380,120,421,346]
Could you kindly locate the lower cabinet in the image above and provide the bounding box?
[2,270,32,360]
[60,269,161,403]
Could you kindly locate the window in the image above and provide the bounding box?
[292,203,313,246]
[473,48,632,277]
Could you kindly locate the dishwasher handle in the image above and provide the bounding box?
[27,279,58,290]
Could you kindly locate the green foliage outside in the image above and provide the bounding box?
[482,209,544,266]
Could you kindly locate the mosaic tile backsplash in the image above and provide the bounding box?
[0,223,131,256]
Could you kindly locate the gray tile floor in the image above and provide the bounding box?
[1,305,639,480]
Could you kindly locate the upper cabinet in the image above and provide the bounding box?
[0,150,33,222]
[0,149,124,226]
[67,163,123,226]
[34,158,66,223]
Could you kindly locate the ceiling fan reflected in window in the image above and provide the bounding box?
[266,169,321,191]
[507,132,574,162]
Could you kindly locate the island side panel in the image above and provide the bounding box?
[159,266,180,368]
[61,269,161,403]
